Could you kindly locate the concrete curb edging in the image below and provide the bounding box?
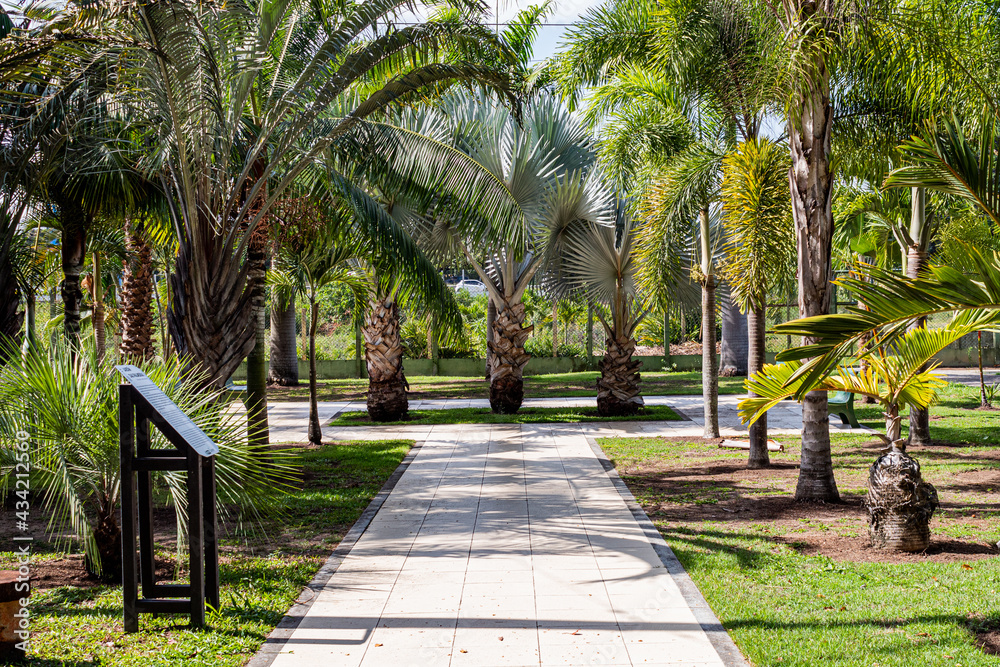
[586,436,749,667]
[246,440,423,667]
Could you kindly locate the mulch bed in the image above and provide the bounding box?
[618,437,1000,564]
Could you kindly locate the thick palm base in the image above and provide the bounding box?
[88,511,122,583]
[490,374,524,414]
[597,335,643,417]
[866,448,938,552]
[364,297,409,422]
[368,378,408,421]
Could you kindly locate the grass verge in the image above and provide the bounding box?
[328,404,681,426]
[0,439,411,666]
[598,389,1000,666]
[266,371,748,402]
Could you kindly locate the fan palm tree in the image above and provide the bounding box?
[564,203,648,416]
[720,138,795,467]
[416,94,604,413]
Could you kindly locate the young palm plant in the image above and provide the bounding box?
[563,204,649,416]
[269,205,367,446]
[0,343,294,580]
[739,310,998,550]
[720,139,795,467]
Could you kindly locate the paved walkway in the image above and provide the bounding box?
[257,423,741,667]
[265,394,871,444]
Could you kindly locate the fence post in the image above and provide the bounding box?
[663,306,671,372]
[586,300,594,369]
[429,314,439,376]
[354,320,363,379]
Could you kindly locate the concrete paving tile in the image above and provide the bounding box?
[537,639,633,665]
[358,644,454,667]
[450,640,541,666]
[253,412,739,667]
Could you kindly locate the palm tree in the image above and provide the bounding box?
[564,204,648,416]
[420,94,603,413]
[270,205,367,446]
[555,0,782,438]
[738,313,993,551]
[783,112,1000,384]
[720,138,794,467]
[13,1,521,388]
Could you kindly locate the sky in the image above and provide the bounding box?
[494,0,605,61]
[402,0,606,62]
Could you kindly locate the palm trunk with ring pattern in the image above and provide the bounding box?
[364,296,408,421]
[489,297,533,414]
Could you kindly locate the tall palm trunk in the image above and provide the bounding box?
[364,295,408,421]
[268,291,299,385]
[0,241,22,363]
[489,296,533,414]
[597,331,643,416]
[906,187,931,445]
[60,198,88,345]
[747,305,769,468]
[788,0,839,501]
[307,298,321,445]
[699,208,720,438]
[119,217,156,360]
[92,252,106,362]
[485,295,496,380]
[245,226,269,446]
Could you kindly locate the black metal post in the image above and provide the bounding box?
[202,457,219,611]
[119,385,138,633]
[136,412,155,598]
[187,450,205,627]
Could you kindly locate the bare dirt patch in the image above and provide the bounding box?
[616,437,1000,564]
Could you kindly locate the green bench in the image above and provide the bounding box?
[828,391,861,428]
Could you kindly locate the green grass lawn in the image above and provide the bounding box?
[598,386,1000,667]
[267,370,748,402]
[1,439,411,666]
[328,404,681,426]
[853,381,1000,445]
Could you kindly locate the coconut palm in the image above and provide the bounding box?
[564,203,648,416]
[0,343,295,580]
[719,138,795,467]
